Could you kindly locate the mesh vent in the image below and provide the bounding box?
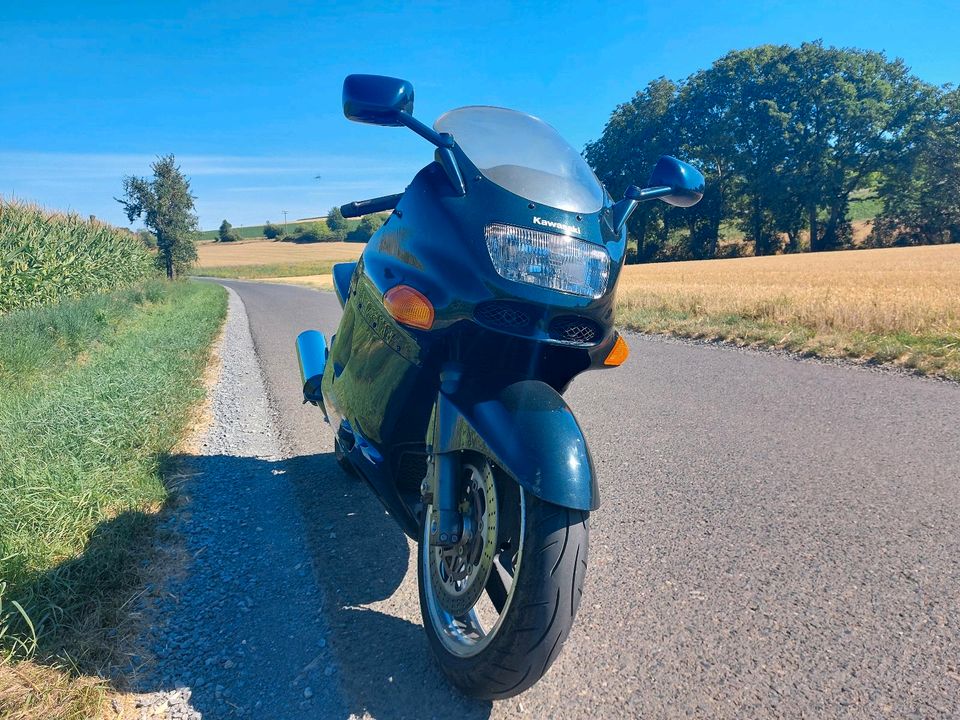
[475,301,532,329]
[396,452,427,491]
[549,316,600,344]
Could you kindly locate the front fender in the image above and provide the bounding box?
[431,380,598,511]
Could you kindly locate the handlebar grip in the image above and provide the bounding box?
[340,192,403,218]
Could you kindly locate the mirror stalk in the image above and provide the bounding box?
[397,114,464,195]
[397,112,454,149]
[437,146,466,196]
[625,185,673,202]
[610,198,637,234]
[611,186,673,234]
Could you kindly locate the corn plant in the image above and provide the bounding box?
[0,199,155,314]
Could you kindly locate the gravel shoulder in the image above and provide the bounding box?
[130,287,346,719]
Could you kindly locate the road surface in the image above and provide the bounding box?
[215,278,960,719]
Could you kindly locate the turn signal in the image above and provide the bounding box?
[603,333,629,366]
[384,285,434,330]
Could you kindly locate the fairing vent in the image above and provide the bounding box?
[396,452,428,491]
[549,316,601,345]
[474,301,533,330]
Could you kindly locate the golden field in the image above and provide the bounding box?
[196,239,363,268]
[193,240,960,379]
[615,244,960,378]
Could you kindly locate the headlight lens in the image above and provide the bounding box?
[484,223,610,299]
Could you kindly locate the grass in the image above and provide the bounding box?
[196,216,370,241]
[848,195,882,222]
[0,279,226,713]
[196,223,272,241]
[197,260,339,279]
[615,244,960,379]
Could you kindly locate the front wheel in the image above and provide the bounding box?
[417,455,589,699]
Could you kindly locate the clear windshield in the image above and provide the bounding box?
[434,106,604,214]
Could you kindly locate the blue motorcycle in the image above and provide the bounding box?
[297,74,703,698]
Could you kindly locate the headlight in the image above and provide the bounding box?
[484,223,610,299]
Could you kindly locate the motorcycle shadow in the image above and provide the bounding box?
[282,452,493,719]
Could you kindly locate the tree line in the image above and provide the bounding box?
[585,42,960,262]
[260,206,384,243]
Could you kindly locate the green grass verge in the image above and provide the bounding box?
[616,308,960,380]
[195,260,338,279]
[0,279,227,668]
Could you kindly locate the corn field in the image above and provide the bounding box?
[0,199,154,313]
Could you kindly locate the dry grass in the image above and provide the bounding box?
[195,240,362,268]
[616,244,960,378]
[0,662,116,720]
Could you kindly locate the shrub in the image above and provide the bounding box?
[346,214,384,243]
[263,222,283,239]
[283,222,333,243]
[326,206,347,232]
[218,219,241,242]
[137,229,158,249]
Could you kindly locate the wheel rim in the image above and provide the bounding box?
[422,459,526,658]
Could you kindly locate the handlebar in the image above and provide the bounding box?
[340,192,403,218]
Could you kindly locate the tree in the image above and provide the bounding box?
[872,87,960,245]
[585,78,679,262]
[136,229,157,249]
[584,42,939,258]
[326,206,348,233]
[218,219,240,242]
[782,43,936,250]
[346,214,383,243]
[263,222,283,239]
[117,154,198,278]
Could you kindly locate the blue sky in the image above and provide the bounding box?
[1,1,957,230]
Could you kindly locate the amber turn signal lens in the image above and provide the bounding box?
[603,333,629,366]
[383,285,434,330]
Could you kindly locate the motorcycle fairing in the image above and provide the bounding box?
[430,380,599,511]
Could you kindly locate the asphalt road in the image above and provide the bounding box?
[218,278,960,719]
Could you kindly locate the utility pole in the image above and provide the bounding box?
[282,210,288,235]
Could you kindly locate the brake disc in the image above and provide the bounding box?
[429,460,498,617]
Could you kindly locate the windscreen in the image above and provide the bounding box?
[435,106,605,214]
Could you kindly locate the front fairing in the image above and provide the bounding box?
[360,145,627,346]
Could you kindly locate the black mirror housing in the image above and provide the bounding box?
[343,74,414,126]
[637,155,705,208]
[611,156,705,234]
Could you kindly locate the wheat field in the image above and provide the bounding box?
[615,244,960,377]
[196,240,363,268]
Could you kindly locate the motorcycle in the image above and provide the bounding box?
[296,74,704,698]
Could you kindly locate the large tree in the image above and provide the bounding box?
[584,42,939,259]
[872,87,960,245]
[585,78,679,262]
[117,154,198,279]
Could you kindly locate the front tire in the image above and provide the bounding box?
[417,456,589,699]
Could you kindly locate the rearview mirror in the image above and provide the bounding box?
[625,156,705,208]
[343,74,414,126]
[610,156,705,233]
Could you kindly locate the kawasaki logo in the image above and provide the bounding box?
[532,216,579,236]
